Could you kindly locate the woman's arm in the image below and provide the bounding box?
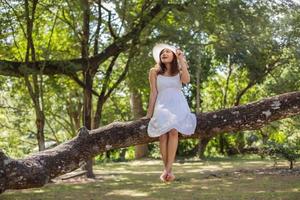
[179,60,190,84]
[177,50,190,84]
[146,68,158,118]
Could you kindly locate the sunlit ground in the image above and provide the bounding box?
[2,156,300,200]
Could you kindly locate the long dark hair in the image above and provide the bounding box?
[157,49,179,76]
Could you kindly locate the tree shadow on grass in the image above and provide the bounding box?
[1,158,300,200]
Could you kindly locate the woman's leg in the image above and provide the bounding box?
[159,133,168,181]
[159,133,168,167]
[166,128,178,180]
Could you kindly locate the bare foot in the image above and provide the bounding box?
[160,170,168,182]
[166,172,175,182]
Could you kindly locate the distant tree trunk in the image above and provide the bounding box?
[93,95,105,130]
[36,110,45,151]
[259,129,269,145]
[92,97,107,159]
[290,161,294,169]
[197,137,210,159]
[196,65,207,158]
[66,91,83,135]
[236,132,245,153]
[130,86,149,159]
[24,0,45,151]
[219,134,227,154]
[219,58,232,154]
[196,65,202,114]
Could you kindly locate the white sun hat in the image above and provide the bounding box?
[152,43,177,64]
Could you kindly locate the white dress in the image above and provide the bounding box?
[147,72,197,137]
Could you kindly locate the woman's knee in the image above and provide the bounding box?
[169,128,178,137]
[159,133,168,141]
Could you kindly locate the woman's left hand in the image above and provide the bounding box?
[176,49,189,69]
[176,49,185,62]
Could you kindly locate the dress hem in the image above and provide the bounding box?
[148,114,197,138]
[148,127,195,138]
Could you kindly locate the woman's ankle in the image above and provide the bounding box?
[165,166,172,173]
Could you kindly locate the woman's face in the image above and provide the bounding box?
[160,48,175,64]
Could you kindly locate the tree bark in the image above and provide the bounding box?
[79,0,95,179]
[130,86,149,159]
[0,91,300,193]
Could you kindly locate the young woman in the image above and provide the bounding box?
[146,43,197,182]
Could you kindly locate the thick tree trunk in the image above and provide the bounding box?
[0,91,300,193]
[130,87,149,159]
[80,0,95,179]
[81,69,95,178]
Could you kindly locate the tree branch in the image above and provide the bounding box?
[100,4,118,39]
[0,1,168,77]
[0,91,300,193]
[69,73,101,97]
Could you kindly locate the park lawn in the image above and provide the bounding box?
[1,156,300,200]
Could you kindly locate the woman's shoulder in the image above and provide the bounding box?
[150,65,160,75]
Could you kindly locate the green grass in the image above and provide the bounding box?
[2,156,300,200]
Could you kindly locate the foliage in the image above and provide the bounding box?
[0,0,299,160]
[261,138,300,169]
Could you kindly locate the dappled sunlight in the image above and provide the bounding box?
[5,189,44,194]
[255,190,266,193]
[292,188,299,192]
[178,161,236,171]
[105,189,149,197]
[222,181,233,187]
[269,188,300,193]
[2,158,300,199]
[95,170,163,175]
[70,185,84,189]
[246,161,268,164]
[200,186,209,190]
[127,159,162,166]
[32,189,45,193]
